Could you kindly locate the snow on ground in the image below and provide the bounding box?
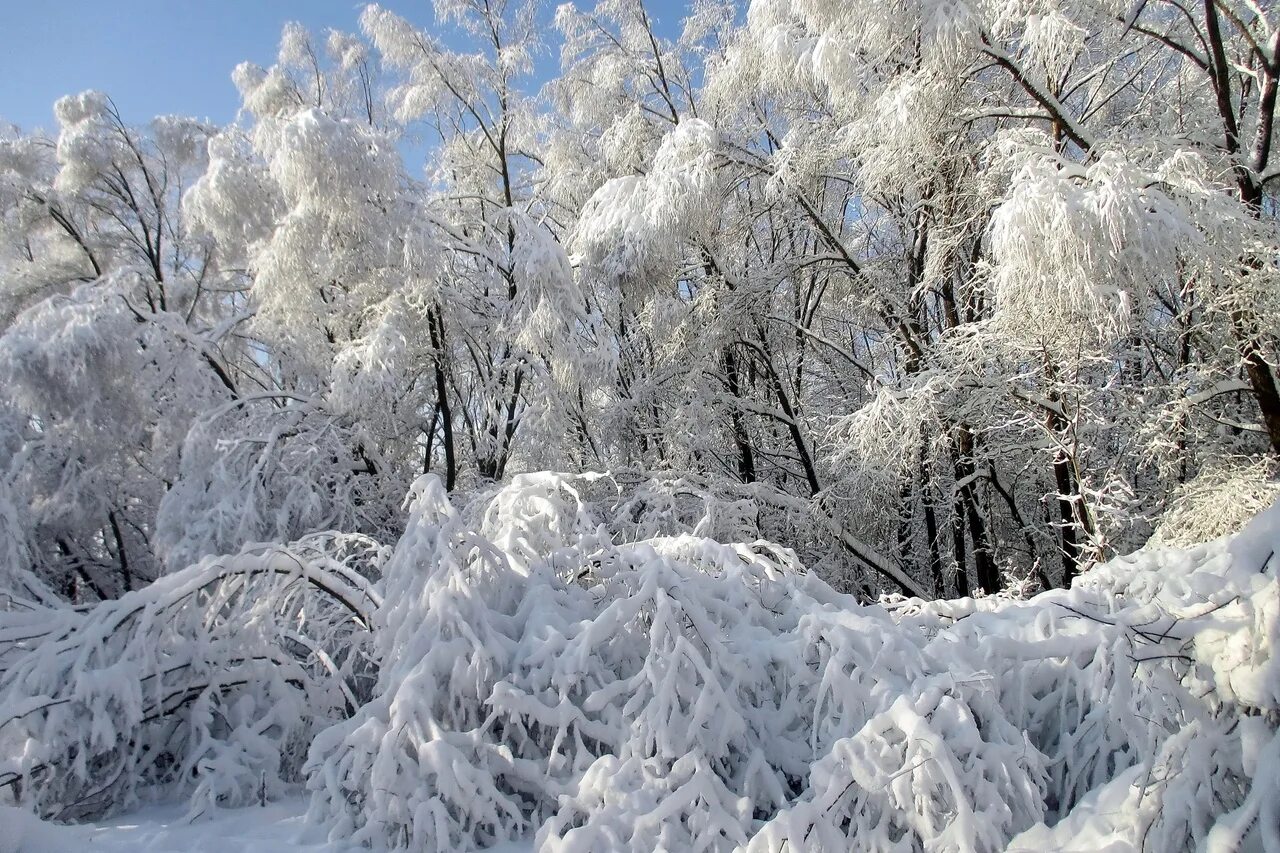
[2,797,350,853]
[1,797,535,853]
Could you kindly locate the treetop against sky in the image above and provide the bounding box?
[0,0,685,132]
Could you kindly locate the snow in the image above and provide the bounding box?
[1004,766,1150,853]
[0,797,535,853]
[2,797,344,853]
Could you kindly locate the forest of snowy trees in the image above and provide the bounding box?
[2,0,1280,850]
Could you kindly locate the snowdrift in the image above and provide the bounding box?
[2,473,1278,851]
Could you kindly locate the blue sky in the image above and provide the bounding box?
[0,1,688,134]
[2,1,375,131]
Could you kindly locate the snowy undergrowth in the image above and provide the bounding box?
[0,533,384,821]
[3,473,1278,851]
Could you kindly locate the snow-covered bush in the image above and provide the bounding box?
[3,470,1278,850]
[0,533,384,820]
[303,474,1280,851]
[156,395,403,571]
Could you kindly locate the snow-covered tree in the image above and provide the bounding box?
[0,94,235,599]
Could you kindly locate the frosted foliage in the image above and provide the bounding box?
[717,0,977,199]
[299,474,1280,852]
[359,5,492,125]
[328,297,424,422]
[0,276,137,424]
[844,78,965,198]
[232,62,308,123]
[269,109,396,211]
[0,132,50,191]
[988,147,1228,351]
[1015,8,1086,78]
[507,211,583,354]
[0,414,42,606]
[552,0,703,146]
[150,116,214,170]
[3,470,1278,848]
[252,116,401,352]
[327,30,368,72]
[833,380,940,479]
[51,91,117,194]
[278,22,314,69]
[731,0,975,102]
[1154,458,1280,547]
[191,107,410,370]
[601,476,768,545]
[185,131,283,265]
[573,119,720,287]
[0,274,222,546]
[7,0,1280,847]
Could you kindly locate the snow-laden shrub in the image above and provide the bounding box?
[304,473,1280,852]
[0,533,384,820]
[4,471,1278,851]
[156,396,403,571]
